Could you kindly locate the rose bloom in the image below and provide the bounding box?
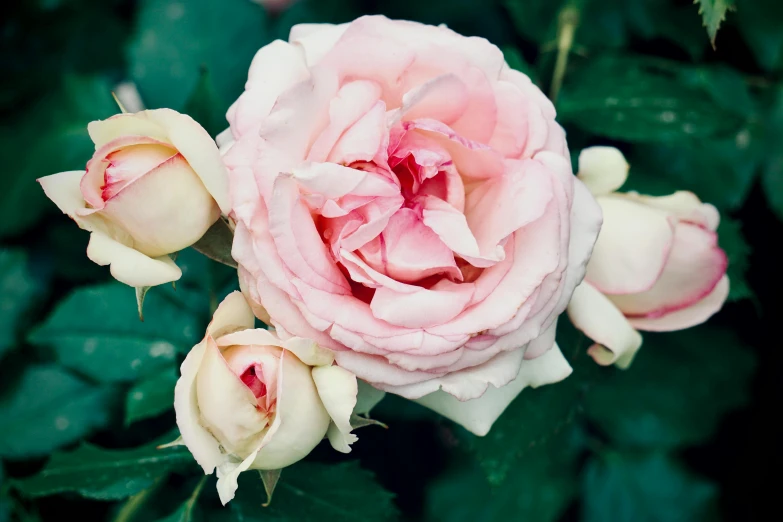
[220,16,602,436]
[175,292,358,504]
[39,109,229,287]
[568,147,729,368]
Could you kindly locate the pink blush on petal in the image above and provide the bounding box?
[239,364,268,399]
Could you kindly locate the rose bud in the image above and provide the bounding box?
[221,15,603,436]
[175,291,359,505]
[567,146,729,368]
[38,109,230,287]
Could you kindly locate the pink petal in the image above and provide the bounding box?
[610,222,728,318]
[356,208,461,283]
[268,175,351,294]
[629,275,729,332]
[586,196,675,295]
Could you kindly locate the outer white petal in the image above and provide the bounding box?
[567,282,643,369]
[174,339,225,474]
[196,338,268,453]
[145,109,231,214]
[208,291,257,338]
[282,337,335,367]
[38,170,90,219]
[312,365,359,453]
[577,146,629,196]
[216,452,258,506]
[86,232,181,287]
[414,343,573,436]
[251,351,331,469]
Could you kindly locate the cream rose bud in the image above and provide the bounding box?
[567,147,729,369]
[38,109,230,288]
[175,292,359,505]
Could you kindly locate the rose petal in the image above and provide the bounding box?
[629,275,729,332]
[86,232,181,287]
[609,223,728,317]
[567,282,643,369]
[577,146,629,196]
[312,365,359,453]
[413,343,572,435]
[586,196,675,295]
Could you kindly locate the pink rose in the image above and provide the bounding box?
[568,147,729,368]
[39,109,230,287]
[221,16,602,435]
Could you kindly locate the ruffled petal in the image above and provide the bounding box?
[567,282,642,369]
[86,232,181,287]
[312,365,359,453]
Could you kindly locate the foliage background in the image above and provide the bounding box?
[1,0,781,520]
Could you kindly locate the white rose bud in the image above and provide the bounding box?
[175,292,359,505]
[38,109,230,287]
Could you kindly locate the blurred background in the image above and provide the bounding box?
[1,0,781,521]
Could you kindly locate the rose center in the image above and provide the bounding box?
[239,365,267,399]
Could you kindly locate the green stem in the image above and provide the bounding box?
[549,3,581,104]
[112,480,162,522]
[184,475,208,517]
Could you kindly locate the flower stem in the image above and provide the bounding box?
[549,2,581,104]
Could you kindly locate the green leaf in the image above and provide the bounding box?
[14,440,195,500]
[503,0,561,45]
[191,219,237,269]
[125,368,179,425]
[559,57,743,142]
[461,320,597,485]
[502,46,535,82]
[695,0,734,47]
[183,67,228,138]
[585,325,755,449]
[28,283,201,383]
[425,429,581,522]
[736,0,783,71]
[717,218,754,302]
[0,249,44,358]
[0,75,117,239]
[0,365,113,459]
[582,451,719,522]
[231,462,397,521]
[156,503,196,522]
[627,129,759,211]
[761,157,783,222]
[128,0,268,112]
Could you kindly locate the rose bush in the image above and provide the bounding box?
[38,109,230,287]
[175,291,359,505]
[220,15,603,435]
[568,147,729,368]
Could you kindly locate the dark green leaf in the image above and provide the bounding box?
[559,57,743,141]
[128,0,268,112]
[0,75,116,239]
[761,157,783,222]
[156,503,196,522]
[13,440,195,500]
[582,451,719,522]
[502,46,535,81]
[627,129,758,211]
[503,0,561,45]
[425,428,581,522]
[717,218,754,302]
[28,283,201,382]
[0,365,113,459]
[736,0,783,71]
[695,0,734,47]
[462,320,597,485]
[231,462,397,522]
[0,249,44,358]
[183,67,228,138]
[191,219,237,269]
[585,325,755,449]
[125,368,179,425]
